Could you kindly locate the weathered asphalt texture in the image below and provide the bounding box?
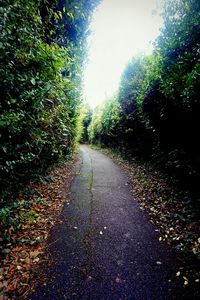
[30,145,196,300]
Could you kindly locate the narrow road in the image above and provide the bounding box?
[30,145,194,300]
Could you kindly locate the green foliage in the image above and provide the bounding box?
[143,0,200,185]
[0,0,98,209]
[76,101,92,143]
[89,0,200,190]
[89,59,153,159]
[89,94,121,146]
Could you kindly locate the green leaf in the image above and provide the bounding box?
[31,78,36,85]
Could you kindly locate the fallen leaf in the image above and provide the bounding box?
[183,276,188,285]
[2,249,11,254]
[0,295,9,300]
[0,281,8,289]
[30,250,41,258]
[33,257,40,263]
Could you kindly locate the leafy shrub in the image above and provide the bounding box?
[0,0,98,208]
[89,0,200,190]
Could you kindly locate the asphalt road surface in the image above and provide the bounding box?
[30,145,196,300]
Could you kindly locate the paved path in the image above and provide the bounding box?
[30,145,195,300]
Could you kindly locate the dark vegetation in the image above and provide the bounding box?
[89,0,200,195]
[0,0,98,237]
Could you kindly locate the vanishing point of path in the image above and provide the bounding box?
[30,145,195,300]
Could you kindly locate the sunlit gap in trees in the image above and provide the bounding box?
[83,0,163,109]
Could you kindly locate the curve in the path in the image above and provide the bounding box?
[30,145,196,300]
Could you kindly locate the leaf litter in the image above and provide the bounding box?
[0,155,78,299]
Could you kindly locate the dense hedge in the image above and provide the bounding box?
[89,0,200,190]
[0,0,98,206]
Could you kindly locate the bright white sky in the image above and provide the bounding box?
[83,0,163,108]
